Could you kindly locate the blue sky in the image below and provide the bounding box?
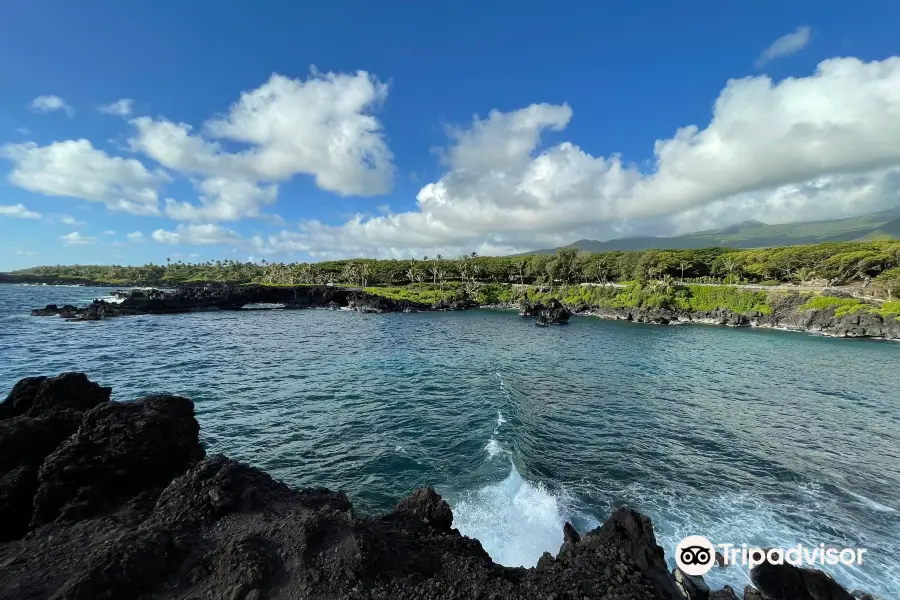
[2,0,900,269]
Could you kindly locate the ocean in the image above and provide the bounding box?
[2,284,898,597]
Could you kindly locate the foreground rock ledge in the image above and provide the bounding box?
[0,374,876,600]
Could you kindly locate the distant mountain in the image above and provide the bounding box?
[517,208,900,255]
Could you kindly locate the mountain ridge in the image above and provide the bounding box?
[516,208,900,255]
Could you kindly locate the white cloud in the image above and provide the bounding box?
[0,204,42,219]
[56,214,86,226]
[126,231,145,242]
[252,56,900,257]
[16,127,30,135]
[103,230,116,235]
[1,139,168,216]
[60,232,97,246]
[756,26,812,69]
[164,178,278,221]
[151,224,242,245]
[30,95,75,117]
[667,168,900,234]
[99,99,134,117]
[128,70,393,222]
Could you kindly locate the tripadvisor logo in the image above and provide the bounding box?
[675,535,716,576]
[675,535,866,576]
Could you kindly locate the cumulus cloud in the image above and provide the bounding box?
[1,139,168,216]
[164,178,278,222]
[30,95,75,117]
[126,231,145,241]
[60,232,97,245]
[0,204,41,219]
[151,224,243,245]
[129,70,393,222]
[756,26,812,69]
[99,99,134,116]
[252,56,900,258]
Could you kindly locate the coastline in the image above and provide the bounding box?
[24,283,900,341]
[0,373,878,600]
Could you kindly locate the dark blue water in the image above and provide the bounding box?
[2,285,899,597]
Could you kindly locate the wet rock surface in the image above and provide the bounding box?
[751,559,857,600]
[0,374,878,599]
[519,299,571,324]
[578,296,900,340]
[31,285,434,320]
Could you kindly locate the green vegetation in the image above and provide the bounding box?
[8,240,900,306]
[525,283,772,314]
[798,296,900,320]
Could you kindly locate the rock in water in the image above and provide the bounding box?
[751,558,857,600]
[709,586,740,600]
[674,568,710,600]
[519,299,571,324]
[743,586,766,600]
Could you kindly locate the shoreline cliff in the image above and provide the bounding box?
[0,374,877,600]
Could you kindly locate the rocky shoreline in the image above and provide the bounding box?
[27,283,900,339]
[0,373,878,599]
[569,292,900,340]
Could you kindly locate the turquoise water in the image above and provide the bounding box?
[2,285,899,597]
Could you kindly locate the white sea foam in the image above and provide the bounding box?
[845,489,895,513]
[496,411,507,427]
[484,439,503,458]
[609,482,900,597]
[452,463,567,568]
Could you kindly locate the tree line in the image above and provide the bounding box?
[12,240,900,299]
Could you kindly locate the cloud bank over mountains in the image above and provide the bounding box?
[4,47,900,258]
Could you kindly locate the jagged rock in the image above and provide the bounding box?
[744,586,767,600]
[594,507,683,600]
[30,395,204,528]
[1,373,110,420]
[0,376,47,419]
[393,486,453,532]
[0,373,112,540]
[0,464,39,541]
[520,299,571,324]
[852,591,877,600]
[563,521,581,545]
[751,559,855,600]
[149,454,298,530]
[674,568,709,600]
[709,586,740,600]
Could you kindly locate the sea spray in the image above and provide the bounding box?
[451,462,567,567]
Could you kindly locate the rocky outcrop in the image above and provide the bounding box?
[577,296,900,340]
[520,299,571,324]
[0,373,112,541]
[12,374,872,599]
[31,285,435,320]
[751,559,856,600]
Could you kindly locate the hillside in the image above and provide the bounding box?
[518,208,900,255]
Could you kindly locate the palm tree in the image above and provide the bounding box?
[515,260,526,285]
[678,260,692,283]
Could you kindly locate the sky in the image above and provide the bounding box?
[1,1,900,269]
